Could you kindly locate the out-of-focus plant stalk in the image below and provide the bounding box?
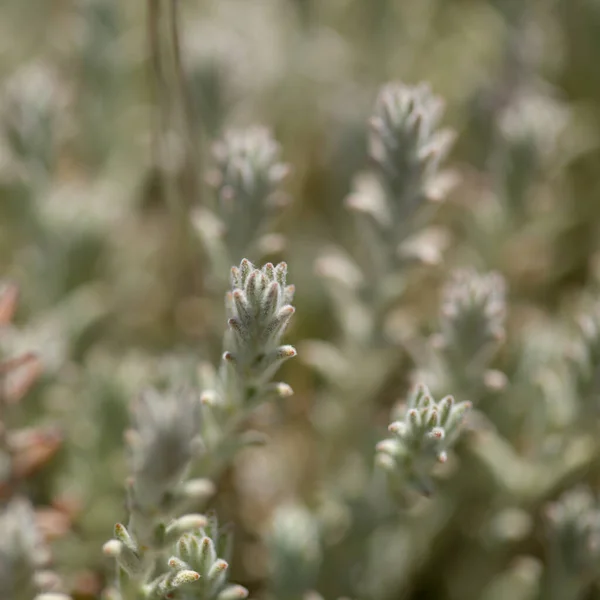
[147,0,201,297]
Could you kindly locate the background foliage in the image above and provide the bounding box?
[3,0,600,599]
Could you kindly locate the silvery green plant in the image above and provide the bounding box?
[303,82,459,515]
[104,258,297,598]
[339,82,456,316]
[267,502,322,600]
[304,80,456,396]
[0,497,70,600]
[223,259,296,397]
[102,384,246,599]
[497,89,568,222]
[125,388,204,539]
[134,512,247,600]
[421,268,508,401]
[102,387,220,598]
[367,82,455,229]
[198,259,296,468]
[309,81,456,371]
[438,269,506,364]
[376,383,472,496]
[195,129,290,283]
[542,486,600,600]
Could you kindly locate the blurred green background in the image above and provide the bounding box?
[3,0,600,599]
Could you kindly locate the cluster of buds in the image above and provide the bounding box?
[103,514,216,595]
[376,384,471,495]
[220,259,296,403]
[141,513,247,600]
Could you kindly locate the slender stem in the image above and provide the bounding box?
[169,0,202,207]
[147,0,164,181]
[147,0,182,222]
[147,0,200,298]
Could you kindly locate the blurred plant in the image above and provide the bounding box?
[3,2,600,600]
[195,130,290,287]
[125,387,204,542]
[0,56,116,313]
[0,497,70,600]
[542,486,600,600]
[418,268,507,402]
[304,79,457,452]
[0,282,42,422]
[365,82,454,242]
[461,9,574,297]
[437,270,506,372]
[464,85,571,293]
[569,300,600,416]
[297,80,460,598]
[266,502,322,600]
[0,61,62,182]
[104,258,296,598]
[102,385,231,599]
[323,81,456,342]
[0,283,71,599]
